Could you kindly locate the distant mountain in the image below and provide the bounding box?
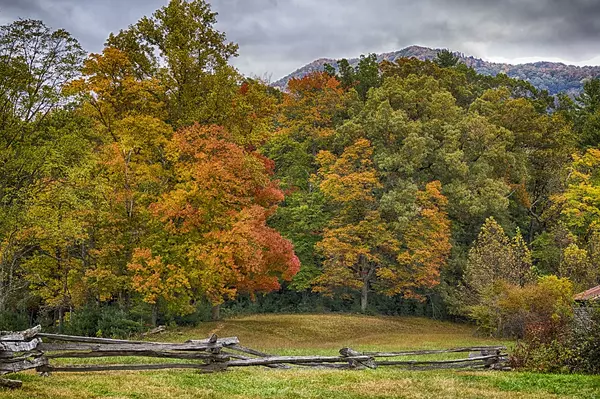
[272,45,600,96]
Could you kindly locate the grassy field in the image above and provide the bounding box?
[2,314,600,399]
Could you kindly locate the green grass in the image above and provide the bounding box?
[2,314,600,399]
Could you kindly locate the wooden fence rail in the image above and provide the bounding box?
[0,326,509,389]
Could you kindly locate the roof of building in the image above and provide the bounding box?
[574,285,600,301]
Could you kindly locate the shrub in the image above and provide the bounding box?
[510,339,574,373]
[498,276,574,339]
[468,276,574,338]
[509,288,600,375]
[571,305,600,374]
[0,310,29,331]
[64,305,143,338]
[96,307,143,338]
[63,304,102,336]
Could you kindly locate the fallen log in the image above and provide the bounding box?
[141,326,166,337]
[0,326,42,342]
[44,350,230,361]
[0,377,23,389]
[38,339,239,353]
[375,354,504,367]
[340,348,377,369]
[363,346,506,358]
[38,362,227,373]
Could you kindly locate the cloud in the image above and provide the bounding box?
[0,0,166,52]
[1,0,599,80]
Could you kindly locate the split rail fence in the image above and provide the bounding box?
[0,325,509,389]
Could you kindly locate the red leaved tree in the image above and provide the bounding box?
[150,124,300,318]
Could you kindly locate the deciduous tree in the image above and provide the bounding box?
[152,124,300,317]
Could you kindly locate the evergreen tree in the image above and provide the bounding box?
[434,49,460,68]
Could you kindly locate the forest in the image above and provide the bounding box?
[1,0,600,369]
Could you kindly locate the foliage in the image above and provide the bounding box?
[313,138,396,311]
[469,276,573,338]
[376,181,451,299]
[550,148,600,291]
[571,305,600,374]
[465,217,535,292]
[575,78,600,147]
[3,1,600,339]
[151,124,300,308]
[510,299,600,375]
[63,304,144,338]
[434,49,460,68]
[561,148,600,237]
[0,18,87,323]
[500,276,574,339]
[458,217,536,320]
[110,0,239,127]
[324,53,381,100]
[511,339,575,374]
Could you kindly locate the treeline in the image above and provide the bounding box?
[1,1,599,338]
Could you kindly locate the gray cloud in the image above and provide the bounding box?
[1,0,599,80]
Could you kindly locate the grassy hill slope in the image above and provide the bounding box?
[3,314,600,399]
[161,314,501,352]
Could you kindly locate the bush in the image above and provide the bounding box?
[498,276,574,339]
[571,305,600,374]
[468,276,574,338]
[510,339,574,373]
[96,307,143,338]
[0,310,29,331]
[64,305,143,338]
[63,304,102,336]
[510,299,600,375]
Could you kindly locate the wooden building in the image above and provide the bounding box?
[574,285,600,302]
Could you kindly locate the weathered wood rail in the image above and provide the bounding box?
[0,326,509,389]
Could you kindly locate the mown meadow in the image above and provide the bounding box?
[3,314,600,399]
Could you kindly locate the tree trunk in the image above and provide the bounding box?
[361,281,368,313]
[211,304,221,321]
[151,303,159,327]
[302,290,309,305]
[58,306,64,333]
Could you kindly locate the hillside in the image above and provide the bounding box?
[159,314,500,352]
[5,315,600,399]
[272,45,600,96]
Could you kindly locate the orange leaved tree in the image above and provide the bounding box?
[313,138,451,311]
[313,138,399,312]
[151,124,300,318]
[376,181,452,299]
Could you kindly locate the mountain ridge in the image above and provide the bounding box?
[272,45,600,96]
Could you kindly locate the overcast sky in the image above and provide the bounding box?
[1,0,600,81]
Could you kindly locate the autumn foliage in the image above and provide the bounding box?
[313,139,451,310]
[151,124,299,307]
[5,0,600,335]
[378,181,451,299]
